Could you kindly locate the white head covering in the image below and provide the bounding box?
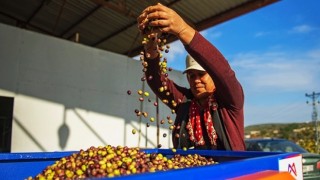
[183,55,205,74]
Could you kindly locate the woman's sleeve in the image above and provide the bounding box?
[185,32,244,109]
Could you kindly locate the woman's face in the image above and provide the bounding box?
[187,69,215,100]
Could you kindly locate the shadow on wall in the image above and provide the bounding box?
[58,107,69,150]
[0,24,184,150]
[13,106,158,151]
[6,56,174,151]
[14,116,47,152]
[55,107,158,150]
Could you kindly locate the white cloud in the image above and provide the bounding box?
[290,24,314,33]
[200,29,222,39]
[131,39,186,65]
[200,30,208,37]
[308,49,320,58]
[254,31,270,37]
[164,40,185,63]
[231,49,320,92]
[245,101,311,126]
[228,45,320,126]
[210,31,222,39]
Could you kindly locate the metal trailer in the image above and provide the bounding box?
[0,149,302,179]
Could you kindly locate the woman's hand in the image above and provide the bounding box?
[137,6,161,59]
[138,3,195,45]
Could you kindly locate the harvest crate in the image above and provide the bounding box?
[0,149,302,179]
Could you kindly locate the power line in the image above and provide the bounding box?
[305,91,320,153]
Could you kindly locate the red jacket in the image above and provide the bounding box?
[145,32,245,151]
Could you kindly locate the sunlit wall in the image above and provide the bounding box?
[0,23,188,152]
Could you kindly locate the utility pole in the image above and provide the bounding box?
[306,91,320,153]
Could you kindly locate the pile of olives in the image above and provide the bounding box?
[27,145,217,179]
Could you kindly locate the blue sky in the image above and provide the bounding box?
[159,0,320,126]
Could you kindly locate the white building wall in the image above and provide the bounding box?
[0,23,188,152]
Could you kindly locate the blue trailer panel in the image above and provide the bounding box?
[0,149,302,179]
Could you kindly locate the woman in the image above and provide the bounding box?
[137,3,245,151]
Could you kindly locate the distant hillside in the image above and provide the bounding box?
[244,122,318,153]
[245,122,312,134]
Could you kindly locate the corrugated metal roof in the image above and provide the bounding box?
[0,0,279,57]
